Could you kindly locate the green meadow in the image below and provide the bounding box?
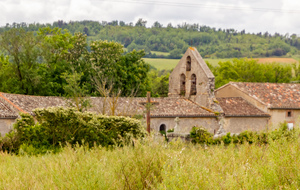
[143,58,179,70]
[150,51,170,56]
[143,58,231,70]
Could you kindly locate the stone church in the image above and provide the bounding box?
[0,47,299,136]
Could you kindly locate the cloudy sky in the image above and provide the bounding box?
[0,0,299,35]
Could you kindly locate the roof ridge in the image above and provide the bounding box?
[183,98,216,114]
[215,82,232,92]
[0,92,28,114]
[0,98,18,118]
[230,81,300,85]
[189,47,214,79]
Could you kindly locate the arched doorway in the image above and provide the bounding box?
[159,124,166,134]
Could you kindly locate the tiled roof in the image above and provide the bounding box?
[229,82,300,109]
[217,97,270,117]
[90,97,216,117]
[0,99,18,118]
[0,92,67,115]
[0,92,216,118]
[151,98,215,117]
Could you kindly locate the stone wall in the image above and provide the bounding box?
[222,117,269,134]
[268,109,300,128]
[168,48,215,108]
[151,117,219,134]
[0,118,15,136]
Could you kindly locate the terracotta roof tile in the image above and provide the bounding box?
[230,82,300,109]
[90,97,216,117]
[217,97,270,117]
[0,93,216,118]
[0,99,18,118]
[0,92,67,115]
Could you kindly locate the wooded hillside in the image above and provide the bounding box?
[1,19,300,58]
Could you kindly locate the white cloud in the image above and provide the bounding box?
[0,0,299,34]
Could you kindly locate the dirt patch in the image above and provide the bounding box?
[256,58,298,64]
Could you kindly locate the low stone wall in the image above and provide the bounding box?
[151,117,219,134]
[167,132,191,142]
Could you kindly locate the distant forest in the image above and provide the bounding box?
[1,19,300,58]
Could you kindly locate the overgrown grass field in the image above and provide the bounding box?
[1,136,300,189]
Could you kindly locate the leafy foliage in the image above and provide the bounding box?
[191,122,298,146]
[1,20,300,59]
[148,69,170,97]
[0,27,150,97]
[0,108,146,154]
[190,127,214,144]
[209,59,293,88]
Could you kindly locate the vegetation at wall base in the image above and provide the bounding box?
[190,122,297,146]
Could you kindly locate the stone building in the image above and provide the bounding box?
[0,47,297,136]
[215,82,300,129]
[166,47,270,135]
[216,97,270,134]
[0,97,18,135]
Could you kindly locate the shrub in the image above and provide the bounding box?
[167,128,174,133]
[237,131,257,144]
[190,123,299,146]
[190,127,214,144]
[221,133,232,145]
[269,122,296,141]
[0,107,146,154]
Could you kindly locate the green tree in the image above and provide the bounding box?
[37,27,89,96]
[115,50,150,96]
[149,70,170,97]
[62,71,90,112]
[135,18,147,27]
[212,59,292,88]
[89,40,123,82]
[0,28,41,94]
[89,40,150,96]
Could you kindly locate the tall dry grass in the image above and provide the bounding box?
[0,136,300,189]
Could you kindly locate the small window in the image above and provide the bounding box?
[186,56,191,71]
[287,111,292,117]
[180,74,186,96]
[190,74,197,95]
[159,124,166,134]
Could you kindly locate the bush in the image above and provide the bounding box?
[0,107,146,154]
[190,127,214,144]
[190,122,299,146]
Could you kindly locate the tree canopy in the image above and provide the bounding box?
[0,27,150,97]
[1,20,299,59]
